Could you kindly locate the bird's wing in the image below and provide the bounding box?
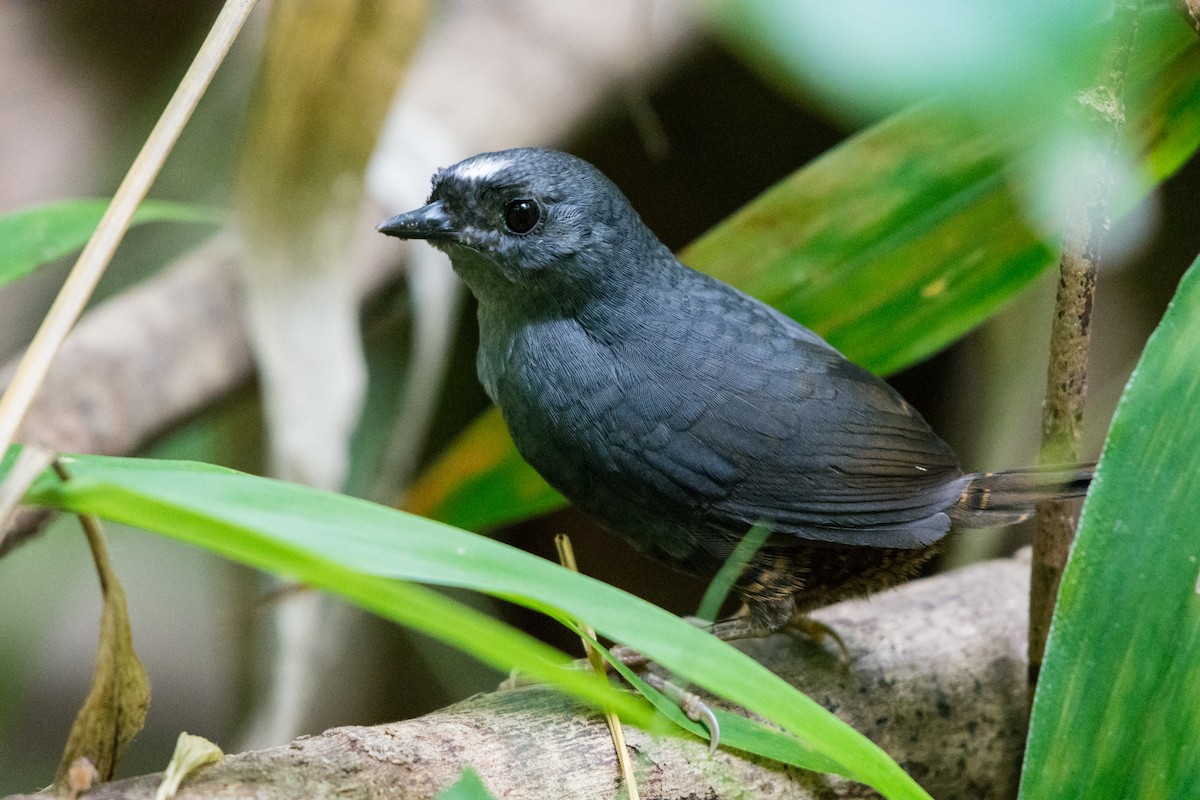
[605,300,964,549]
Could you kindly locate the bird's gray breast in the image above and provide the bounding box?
[472,297,750,571]
[477,312,639,508]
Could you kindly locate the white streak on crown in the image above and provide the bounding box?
[452,155,512,183]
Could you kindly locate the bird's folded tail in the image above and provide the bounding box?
[950,463,1095,527]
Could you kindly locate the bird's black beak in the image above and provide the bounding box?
[376,200,457,241]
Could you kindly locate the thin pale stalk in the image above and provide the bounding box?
[0,0,257,456]
[555,534,641,800]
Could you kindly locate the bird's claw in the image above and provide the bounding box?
[641,671,721,753]
[786,615,852,663]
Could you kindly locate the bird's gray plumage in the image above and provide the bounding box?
[381,148,967,573]
[378,148,1092,630]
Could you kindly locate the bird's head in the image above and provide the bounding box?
[377,148,664,308]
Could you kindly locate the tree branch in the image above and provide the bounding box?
[4,552,1034,800]
[1176,0,1200,36]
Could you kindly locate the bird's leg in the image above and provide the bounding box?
[548,599,849,751]
[602,617,727,750]
[727,594,852,662]
[704,614,776,642]
[706,592,794,642]
[607,615,714,668]
[556,642,721,750]
[608,644,723,751]
[607,601,789,667]
[500,627,723,748]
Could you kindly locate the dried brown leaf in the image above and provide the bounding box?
[53,512,150,787]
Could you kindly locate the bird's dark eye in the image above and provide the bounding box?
[504,198,540,234]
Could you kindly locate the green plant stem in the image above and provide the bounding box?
[1029,0,1142,689]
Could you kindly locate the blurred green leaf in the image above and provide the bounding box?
[406,11,1200,530]
[21,454,932,799]
[684,109,1036,376]
[688,4,1196,375]
[709,0,1105,120]
[434,769,496,800]
[1020,256,1200,798]
[695,522,770,624]
[0,199,223,290]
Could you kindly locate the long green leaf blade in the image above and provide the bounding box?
[1020,256,1200,798]
[23,455,930,799]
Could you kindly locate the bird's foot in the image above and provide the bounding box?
[640,671,721,754]
[595,636,722,751]
[501,643,721,750]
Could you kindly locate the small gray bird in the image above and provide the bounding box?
[378,147,1091,642]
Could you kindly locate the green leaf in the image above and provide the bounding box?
[20,455,651,731]
[434,768,496,800]
[1019,255,1200,798]
[695,522,771,624]
[710,0,1105,120]
[406,10,1200,529]
[21,454,932,799]
[0,199,224,290]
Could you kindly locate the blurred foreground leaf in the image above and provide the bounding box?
[0,199,223,290]
[1020,256,1200,797]
[22,454,932,798]
[711,0,1105,121]
[21,456,651,733]
[406,10,1200,529]
[434,768,497,800]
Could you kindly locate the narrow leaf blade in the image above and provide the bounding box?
[24,456,930,798]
